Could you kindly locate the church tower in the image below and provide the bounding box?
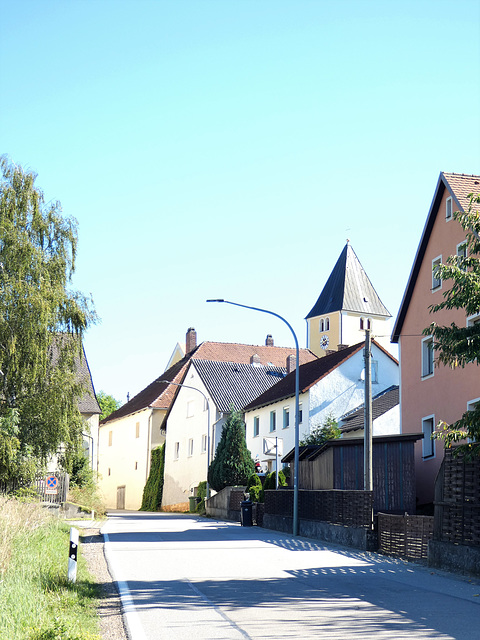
[306,243,391,357]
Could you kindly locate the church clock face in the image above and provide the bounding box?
[320,334,329,350]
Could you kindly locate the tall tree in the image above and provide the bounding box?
[424,192,480,454]
[0,156,97,465]
[300,413,340,446]
[208,410,255,492]
[97,391,122,421]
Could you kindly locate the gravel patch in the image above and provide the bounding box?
[80,528,128,640]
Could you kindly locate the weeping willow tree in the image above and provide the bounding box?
[0,156,97,472]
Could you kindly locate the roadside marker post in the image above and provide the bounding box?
[68,527,79,583]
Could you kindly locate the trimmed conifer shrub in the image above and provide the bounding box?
[140,444,165,511]
[208,410,255,492]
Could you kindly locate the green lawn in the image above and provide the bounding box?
[0,498,101,640]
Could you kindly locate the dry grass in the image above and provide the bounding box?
[0,496,50,578]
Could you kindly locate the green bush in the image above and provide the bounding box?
[208,410,255,492]
[140,444,165,511]
[195,481,207,513]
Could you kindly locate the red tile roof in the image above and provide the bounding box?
[100,341,317,425]
[392,172,480,342]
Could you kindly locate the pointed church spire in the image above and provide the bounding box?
[306,244,390,319]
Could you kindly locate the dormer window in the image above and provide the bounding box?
[446,197,452,220]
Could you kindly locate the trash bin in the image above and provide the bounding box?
[240,500,253,526]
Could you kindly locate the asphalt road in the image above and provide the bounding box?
[101,511,480,640]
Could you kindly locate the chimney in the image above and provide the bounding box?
[265,334,274,347]
[286,354,296,374]
[186,327,197,354]
[250,353,261,366]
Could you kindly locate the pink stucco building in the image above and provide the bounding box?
[392,172,480,507]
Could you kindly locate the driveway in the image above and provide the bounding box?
[101,511,480,639]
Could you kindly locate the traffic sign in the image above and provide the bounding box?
[46,475,58,495]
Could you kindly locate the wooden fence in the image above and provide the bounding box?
[265,489,373,528]
[377,513,434,559]
[434,447,480,547]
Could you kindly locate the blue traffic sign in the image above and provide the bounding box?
[46,475,58,488]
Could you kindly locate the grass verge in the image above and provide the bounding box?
[0,497,101,640]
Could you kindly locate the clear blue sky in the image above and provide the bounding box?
[1,0,479,404]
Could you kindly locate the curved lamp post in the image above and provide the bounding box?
[158,380,212,499]
[206,298,300,536]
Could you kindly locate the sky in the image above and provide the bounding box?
[1,0,479,405]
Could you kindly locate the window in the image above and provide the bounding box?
[360,317,364,330]
[108,431,112,447]
[457,241,467,270]
[446,197,452,220]
[422,416,435,458]
[422,336,434,378]
[135,422,140,438]
[367,318,372,330]
[467,399,479,442]
[253,416,259,437]
[135,461,138,470]
[319,318,324,332]
[108,468,111,476]
[283,407,290,429]
[174,442,180,459]
[325,317,330,331]
[467,313,480,327]
[372,360,378,384]
[269,411,276,432]
[188,438,194,457]
[299,403,303,423]
[187,400,194,418]
[432,256,442,290]
[201,434,207,453]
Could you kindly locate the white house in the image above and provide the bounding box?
[339,385,399,438]
[161,338,317,509]
[244,340,399,473]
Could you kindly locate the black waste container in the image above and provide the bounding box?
[240,500,253,527]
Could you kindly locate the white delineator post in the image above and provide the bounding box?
[68,527,79,583]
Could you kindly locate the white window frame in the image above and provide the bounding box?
[174,442,180,460]
[457,241,467,270]
[360,317,364,330]
[253,416,260,437]
[446,196,453,220]
[422,415,435,459]
[283,407,290,429]
[325,317,330,331]
[467,313,480,327]
[299,403,303,424]
[319,318,324,332]
[187,399,195,418]
[421,336,434,379]
[372,360,378,384]
[201,434,207,453]
[188,438,194,457]
[432,256,442,290]
[269,410,276,432]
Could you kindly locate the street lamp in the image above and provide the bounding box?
[157,380,212,499]
[206,298,301,536]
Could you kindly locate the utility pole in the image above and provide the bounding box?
[364,329,373,491]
